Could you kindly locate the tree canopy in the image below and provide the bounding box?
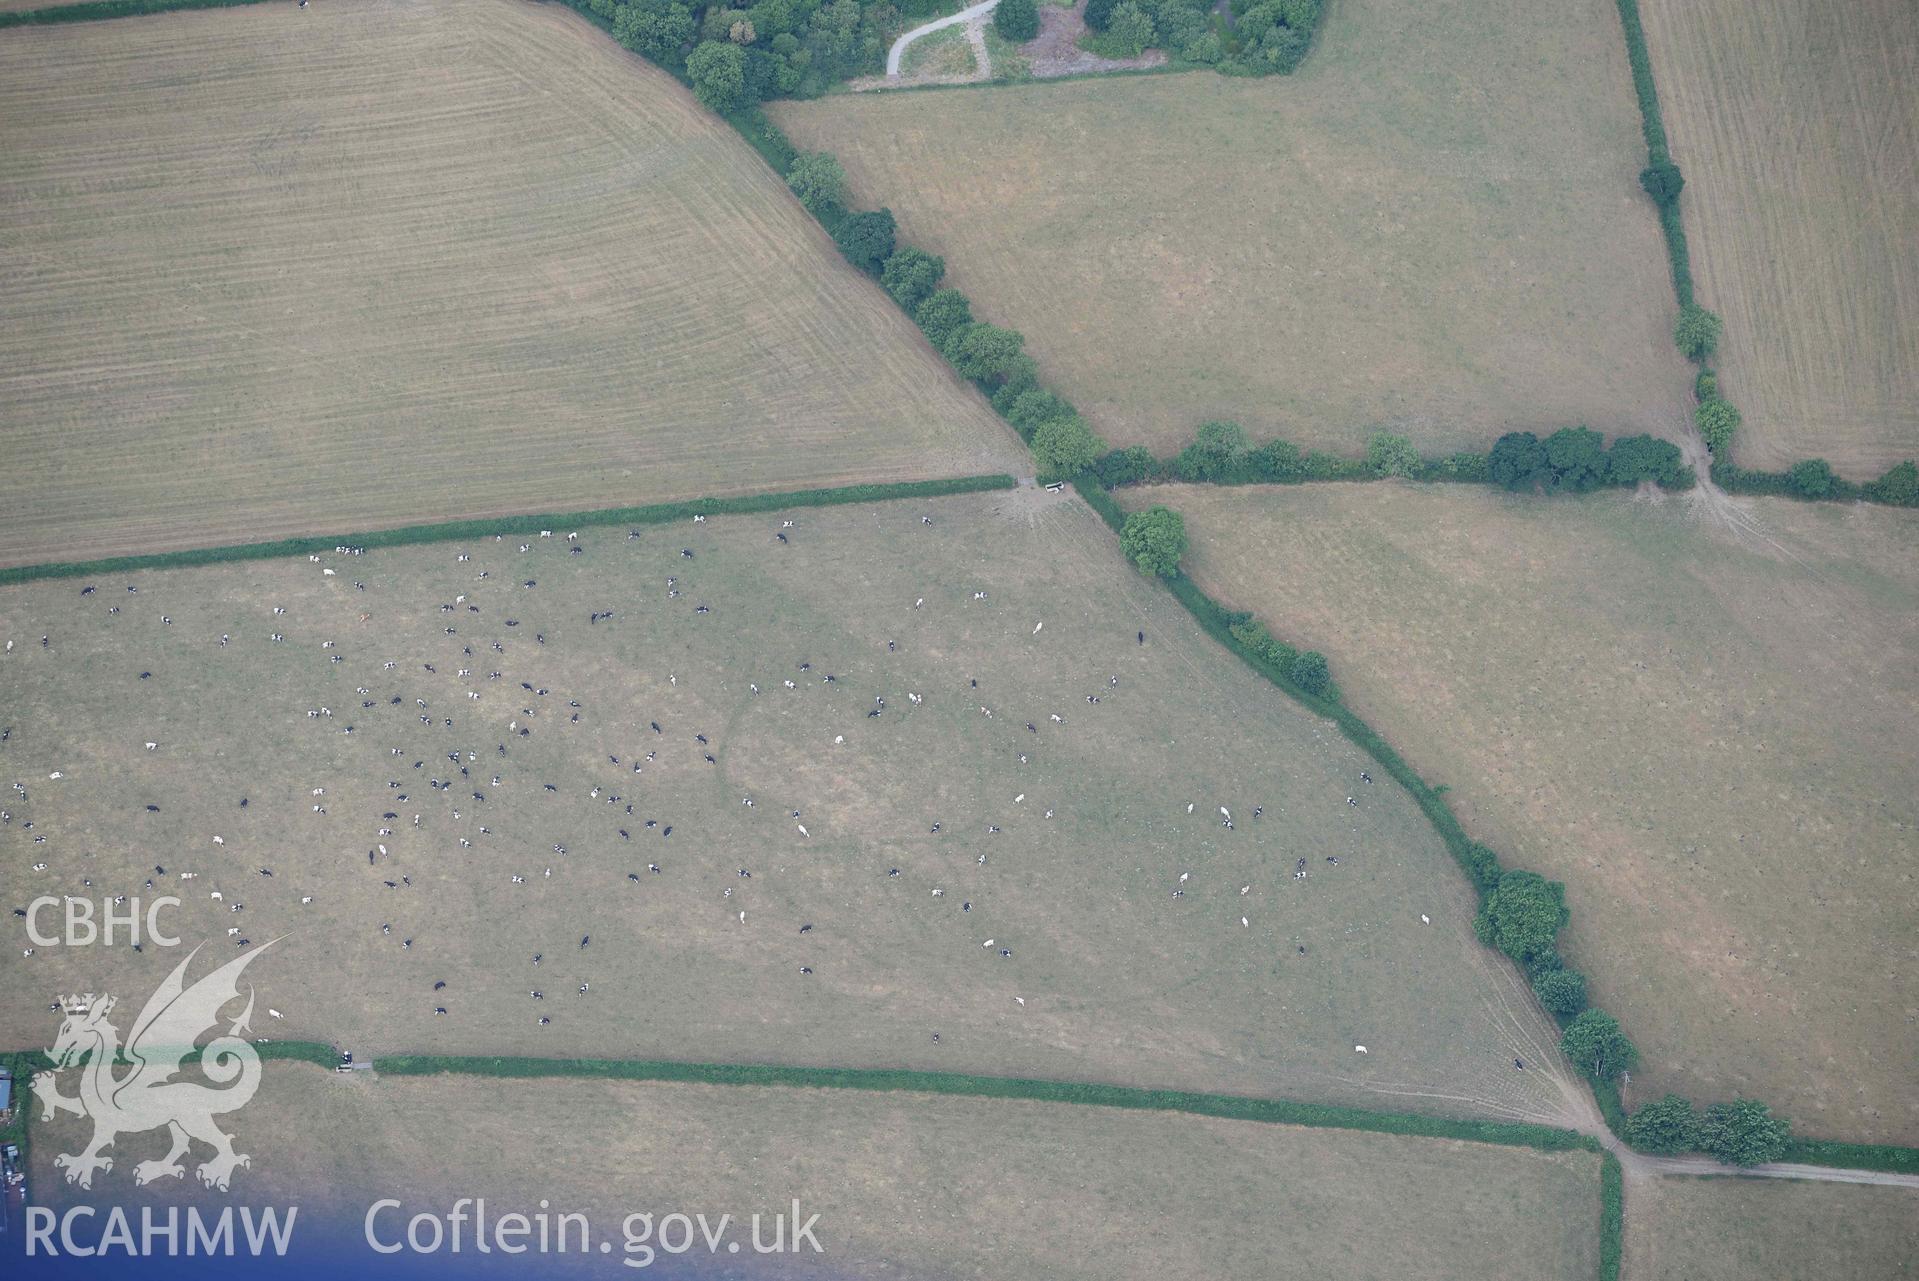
[1607,434,1688,488]
[1488,432,1547,491]
[1639,161,1684,207]
[994,0,1039,41]
[1119,506,1187,577]
[1365,432,1420,479]
[1473,870,1569,969]
[1559,1009,1638,1083]
[832,208,897,275]
[914,289,974,350]
[1532,968,1588,1018]
[880,247,945,313]
[785,152,846,216]
[685,40,749,112]
[1622,1094,1698,1155]
[1673,303,1722,360]
[1288,650,1330,696]
[1695,397,1741,455]
[1096,445,1157,489]
[1543,426,1609,492]
[1030,416,1106,478]
[1176,420,1248,481]
[944,323,1034,387]
[1695,1099,1790,1167]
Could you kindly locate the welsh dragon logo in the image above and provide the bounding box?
[35,941,277,1191]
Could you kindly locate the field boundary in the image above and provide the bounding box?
[1611,0,1691,309]
[0,1045,1592,1153]
[0,0,270,27]
[1071,480,1487,873]
[1599,1151,1623,1281]
[371,1053,1598,1151]
[0,476,1017,585]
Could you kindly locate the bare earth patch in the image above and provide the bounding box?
[1028,0,1168,77]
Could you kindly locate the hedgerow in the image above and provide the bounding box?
[374,1054,1595,1151]
[0,0,268,26]
[1779,1138,1919,1176]
[1599,1153,1623,1281]
[1096,424,1694,495]
[0,477,1017,587]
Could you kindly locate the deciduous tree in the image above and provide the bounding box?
[786,152,846,216]
[686,40,749,112]
[1622,1094,1698,1155]
[1673,303,1722,360]
[1559,1009,1637,1083]
[1119,506,1187,577]
[880,247,944,312]
[1696,1099,1790,1167]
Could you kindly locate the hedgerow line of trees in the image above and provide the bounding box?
[1080,422,1697,495]
[1078,418,1919,507]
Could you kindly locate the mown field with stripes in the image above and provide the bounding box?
[1642,0,1918,478]
[0,0,1021,568]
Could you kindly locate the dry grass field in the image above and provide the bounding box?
[0,491,1590,1129]
[27,1066,1607,1279]
[1624,1174,1919,1281]
[0,0,1021,569]
[1141,484,1919,1144]
[1642,0,1919,478]
[774,0,1693,459]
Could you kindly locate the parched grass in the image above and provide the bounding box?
[1140,483,1919,1144]
[1623,1173,1919,1281]
[26,1064,1609,1279]
[775,0,1693,458]
[1639,0,1919,477]
[0,0,1022,567]
[0,490,1587,1131]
